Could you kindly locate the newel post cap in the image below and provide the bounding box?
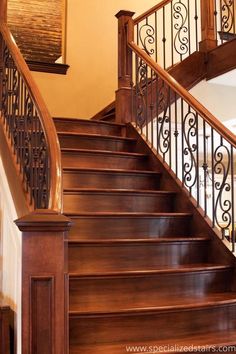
[15,209,72,232]
[115,10,135,19]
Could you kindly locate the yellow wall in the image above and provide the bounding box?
[32,0,159,119]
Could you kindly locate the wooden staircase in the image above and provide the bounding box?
[53,117,236,354]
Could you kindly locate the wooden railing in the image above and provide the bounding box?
[116,3,236,252]
[0,5,70,354]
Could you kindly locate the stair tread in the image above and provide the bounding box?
[63,167,160,175]
[70,330,236,353]
[68,236,210,245]
[58,132,135,141]
[66,212,192,218]
[61,148,147,157]
[53,117,125,127]
[63,188,175,195]
[69,292,236,316]
[69,263,231,278]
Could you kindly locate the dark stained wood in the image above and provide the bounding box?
[61,149,149,170]
[168,51,206,90]
[206,38,236,80]
[69,266,232,314]
[68,238,210,274]
[63,189,176,213]
[8,0,62,63]
[91,101,115,121]
[15,211,71,354]
[69,330,236,354]
[54,117,125,136]
[70,296,236,346]
[58,132,136,151]
[67,213,193,240]
[199,0,217,52]
[115,11,135,123]
[63,168,161,190]
[27,60,69,75]
[0,304,11,354]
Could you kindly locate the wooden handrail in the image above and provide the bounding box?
[0,23,62,211]
[128,40,236,148]
[134,0,173,24]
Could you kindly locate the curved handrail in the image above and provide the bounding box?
[129,40,236,148]
[134,0,173,24]
[0,23,62,211]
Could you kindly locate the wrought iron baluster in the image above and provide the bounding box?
[162,7,166,69]
[230,145,235,251]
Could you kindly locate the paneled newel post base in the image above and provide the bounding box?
[15,210,72,354]
[115,10,135,124]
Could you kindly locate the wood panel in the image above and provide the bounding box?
[7,0,62,62]
[206,38,236,80]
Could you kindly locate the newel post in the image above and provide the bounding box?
[115,10,135,124]
[15,210,72,354]
[199,0,217,52]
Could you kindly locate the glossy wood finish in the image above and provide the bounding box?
[58,132,136,151]
[15,211,71,354]
[67,213,193,240]
[63,189,176,213]
[63,168,161,190]
[54,117,125,136]
[69,267,232,315]
[61,118,236,353]
[0,303,11,354]
[115,11,135,123]
[68,238,210,274]
[199,0,217,52]
[206,38,236,80]
[0,23,62,211]
[61,149,148,170]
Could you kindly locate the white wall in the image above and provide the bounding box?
[32,0,160,119]
[0,157,22,354]
[190,80,236,123]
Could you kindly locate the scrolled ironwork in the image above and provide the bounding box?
[138,23,155,56]
[173,0,189,56]
[1,40,50,209]
[136,58,148,127]
[221,0,234,33]
[213,142,232,231]
[182,109,198,189]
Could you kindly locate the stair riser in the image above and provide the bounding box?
[62,152,148,170]
[63,171,161,190]
[69,215,192,239]
[63,193,175,213]
[69,303,236,345]
[59,135,135,152]
[69,270,231,312]
[54,120,124,136]
[68,241,209,273]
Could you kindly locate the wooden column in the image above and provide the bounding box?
[15,210,71,354]
[115,10,135,124]
[199,0,217,52]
